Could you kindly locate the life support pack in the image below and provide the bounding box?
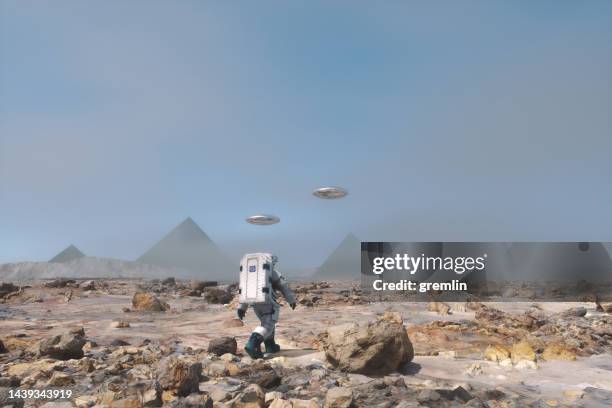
[238,252,276,305]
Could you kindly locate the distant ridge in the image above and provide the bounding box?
[137,217,233,280]
[315,233,360,279]
[49,244,85,263]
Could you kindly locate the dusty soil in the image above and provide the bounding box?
[1,279,611,407]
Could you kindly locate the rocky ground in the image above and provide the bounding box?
[1,279,611,408]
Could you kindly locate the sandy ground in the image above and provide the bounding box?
[2,288,611,403]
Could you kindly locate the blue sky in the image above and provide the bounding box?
[1,1,611,268]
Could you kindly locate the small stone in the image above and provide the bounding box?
[514,360,538,370]
[428,301,451,315]
[563,389,584,400]
[156,357,202,397]
[269,399,293,408]
[207,336,237,356]
[265,392,285,403]
[223,318,245,328]
[417,389,441,402]
[511,341,536,364]
[484,345,510,362]
[324,387,353,408]
[230,383,265,407]
[112,321,130,329]
[38,328,86,360]
[541,344,576,361]
[464,363,483,377]
[47,372,74,387]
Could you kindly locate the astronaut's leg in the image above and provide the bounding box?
[245,304,275,359]
[264,306,281,353]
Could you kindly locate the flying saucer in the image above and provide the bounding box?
[246,214,280,225]
[313,186,348,199]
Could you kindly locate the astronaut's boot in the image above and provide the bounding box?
[244,333,264,359]
[264,336,281,354]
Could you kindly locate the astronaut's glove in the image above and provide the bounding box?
[237,309,246,320]
[290,302,296,310]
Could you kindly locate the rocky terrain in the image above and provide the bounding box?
[1,279,611,408]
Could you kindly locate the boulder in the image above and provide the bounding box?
[511,341,536,364]
[132,293,169,312]
[38,328,86,360]
[601,303,612,313]
[156,357,201,397]
[207,337,237,356]
[324,387,353,408]
[320,319,413,375]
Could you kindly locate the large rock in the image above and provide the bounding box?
[38,328,86,360]
[320,319,413,375]
[132,293,169,312]
[156,357,201,397]
[324,387,353,408]
[207,337,237,356]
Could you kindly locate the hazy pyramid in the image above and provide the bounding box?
[49,244,85,263]
[316,233,361,279]
[138,217,233,280]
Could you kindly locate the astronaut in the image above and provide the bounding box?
[237,254,296,359]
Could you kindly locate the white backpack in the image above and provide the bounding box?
[239,253,275,305]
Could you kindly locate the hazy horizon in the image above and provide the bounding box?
[2,2,611,268]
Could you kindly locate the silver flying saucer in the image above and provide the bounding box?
[313,186,348,199]
[246,214,280,225]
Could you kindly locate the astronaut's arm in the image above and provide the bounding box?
[271,269,296,306]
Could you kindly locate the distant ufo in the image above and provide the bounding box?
[313,186,348,199]
[246,214,280,225]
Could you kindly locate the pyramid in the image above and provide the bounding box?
[315,233,361,279]
[49,244,85,263]
[137,217,233,280]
